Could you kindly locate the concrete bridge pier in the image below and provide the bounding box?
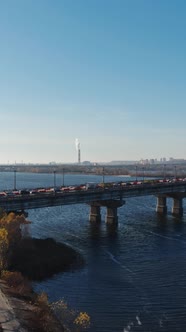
[172,197,183,216]
[89,200,124,225]
[105,206,118,225]
[156,196,167,214]
[89,205,101,223]
[104,200,124,225]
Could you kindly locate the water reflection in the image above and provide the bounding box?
[88,222,102,240]
[106,223,118,237]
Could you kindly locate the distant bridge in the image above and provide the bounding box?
[0,181,186,224]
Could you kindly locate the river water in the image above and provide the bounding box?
[1,172,186,332]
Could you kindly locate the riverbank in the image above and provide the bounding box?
[0,237,85,331]
[0,282,26,332]
[0,278,64,331]
[8,237,84,280]
[1,163,185,178]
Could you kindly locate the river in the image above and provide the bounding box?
[1,172,186,332]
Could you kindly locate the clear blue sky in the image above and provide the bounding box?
[0,0,186,163]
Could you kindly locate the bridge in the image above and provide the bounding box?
[0,180,186,224]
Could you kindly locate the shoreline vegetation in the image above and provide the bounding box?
[9,237,84,281]
[0,211,90,331]
[1,163,185,178]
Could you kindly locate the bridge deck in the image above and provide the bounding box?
[0,182,186,212]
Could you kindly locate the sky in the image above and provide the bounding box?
[0,0,186,164]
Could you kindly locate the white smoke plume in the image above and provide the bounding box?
[75,138,80,151]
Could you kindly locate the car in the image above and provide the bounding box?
[0,192,6,197]
[37,188,47,193]
[12,190,20,195]
[19,190,30,195]
[30,189,38,195]
[6,191,14,197]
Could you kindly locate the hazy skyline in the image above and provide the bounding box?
[0,0,186,163]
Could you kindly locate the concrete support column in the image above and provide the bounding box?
[89,205,101,223]
[105,207,118,225]
[172,198,183,216]
[156,196,167,214]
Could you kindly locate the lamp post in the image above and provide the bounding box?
[174,165,177,179]
[135,165,137,181]
[102,167,105,184]
[163,164,166,180]
[14,169,17,190]
[53,170,56,189]
[62,168,65,187]
[142,167,145,183]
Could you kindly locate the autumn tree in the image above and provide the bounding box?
[0,228,9,269]
[0,211,29,272]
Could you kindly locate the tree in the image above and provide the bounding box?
[0,228,9,269]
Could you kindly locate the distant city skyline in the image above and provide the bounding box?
[2,156,186,166]
[0,1,186,163]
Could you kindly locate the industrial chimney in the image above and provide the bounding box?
[78,146,81,164]
[75,138,81,164]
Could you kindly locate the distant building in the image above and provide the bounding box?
[169,158,186,164]
[82,161,91,165]
[110,160,137,165]
[139,159,149,165]
[159,158,166,163]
